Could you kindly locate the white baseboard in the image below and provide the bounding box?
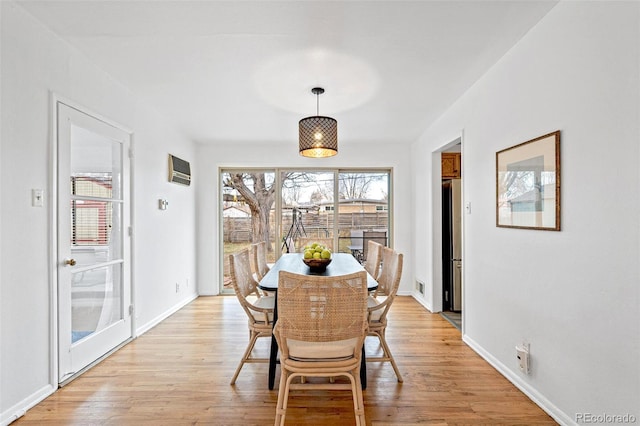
[135,292,198,336]
[1,384,56,426]
[408,296,573,425]
[462,334,575,426]
[409,291,433,312]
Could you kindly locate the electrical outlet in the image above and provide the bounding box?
[176,282,180,293]
[516,342,530,374]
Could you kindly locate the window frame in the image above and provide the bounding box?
[219,167,392,294]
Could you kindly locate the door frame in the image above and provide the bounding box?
[49,93,135,386]
[430,133,465,326]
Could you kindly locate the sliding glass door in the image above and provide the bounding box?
[337,171,389,260]
[220,168,390,293]
[221,170,276,294]
[280,171,335,254]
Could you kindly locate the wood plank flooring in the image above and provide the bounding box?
[15,296,556,425]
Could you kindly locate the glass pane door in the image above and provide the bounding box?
[280,171,335,254]
[221,170,276,293]
[69,128,124,342]
[337,172,389,260]
[57,103,131,382]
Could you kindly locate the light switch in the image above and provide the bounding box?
[465,202,471,214]
[32,189,44,207]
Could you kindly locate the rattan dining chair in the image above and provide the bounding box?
[273,270,369,426]
[367,247,404,382]
[229,249,275,385]
[251,241,271,282]
[363,240,383,280]
[362,230,386,261]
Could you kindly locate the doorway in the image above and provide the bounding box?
[439,142,463,331]
[442,178,462,311]
[56,102,132,383]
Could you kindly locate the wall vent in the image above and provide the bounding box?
[168,154,191,186]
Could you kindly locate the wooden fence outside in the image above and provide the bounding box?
[223,212,388,243]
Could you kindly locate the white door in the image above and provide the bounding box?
[57,102,132,383]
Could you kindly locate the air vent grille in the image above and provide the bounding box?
[168,154,191,186]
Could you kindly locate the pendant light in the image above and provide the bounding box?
[299,87,338,158]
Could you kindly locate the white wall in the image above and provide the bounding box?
[412,1,639,424]
[195,140,413,296]
[0,3,197,423]
[3,0,638,424]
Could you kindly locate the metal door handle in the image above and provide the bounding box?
[64,258,77,266]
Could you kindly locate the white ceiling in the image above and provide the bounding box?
[17,1,557,146]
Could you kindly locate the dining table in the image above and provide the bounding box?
[258,252,378,390]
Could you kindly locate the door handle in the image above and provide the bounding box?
[64,258,77,266]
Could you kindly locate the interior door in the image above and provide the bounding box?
[57,102,132,383]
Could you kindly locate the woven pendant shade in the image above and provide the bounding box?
[299,115,338,158]
[299,87,338,158]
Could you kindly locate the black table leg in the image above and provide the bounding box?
[268,293,279,390]
[361,345,367,390]
[268,335,278,390]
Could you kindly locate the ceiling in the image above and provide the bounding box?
[17,1,557,147]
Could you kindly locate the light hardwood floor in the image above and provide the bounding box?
[16,296,556,425]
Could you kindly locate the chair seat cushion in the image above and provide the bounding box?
[249,295,275,323]
[288,337,358,361]
[367,295,384,322]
